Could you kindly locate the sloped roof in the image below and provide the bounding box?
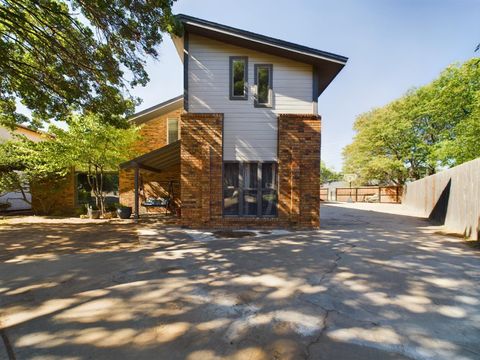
[129,95,183,125]
[176,14,348,96]
[120,140,180,173]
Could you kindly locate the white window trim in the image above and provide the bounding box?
[167,118,179,144]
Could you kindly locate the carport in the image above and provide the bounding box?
[120,140,180,219]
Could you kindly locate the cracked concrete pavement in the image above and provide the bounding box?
[0,203,479,359]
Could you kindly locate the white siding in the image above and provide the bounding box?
[188,34,314,161]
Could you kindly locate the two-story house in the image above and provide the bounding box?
[120,14,347,228]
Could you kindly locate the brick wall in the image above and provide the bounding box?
[119,164,180,215]
[119,107,183,212]
[29,107,183,216]
[180,113,224,227]
[31,171,76,215]
[179,112,321,229]
[134,108,183,152]
[278,114,321,228]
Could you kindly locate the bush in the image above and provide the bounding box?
[0,202,11,211]
[74,206,88,217]
[105,202,119,212]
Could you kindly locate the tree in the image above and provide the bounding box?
[0,134,69,213]
[0,115,139,214]
[0,0,179,128]
[343,58,480,185]
[50,114,139,213]
[342,103,414,185]
[428,59,480,166]
[320,161,342,184]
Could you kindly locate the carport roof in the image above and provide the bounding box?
[120,140,180,173]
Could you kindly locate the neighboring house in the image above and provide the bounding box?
[321,181,350,201]
[119,14,347,228]
[0,125,44,211]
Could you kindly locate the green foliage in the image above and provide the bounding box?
[0,0,179,128]
[51,114,139,171]
[0,134,67,212]
[0,114,139,213]
[0,135,66,189]
[50,114,140,213]
[343,58,480,185]
[320,161,342,184]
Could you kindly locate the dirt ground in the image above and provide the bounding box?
[0,204,479,360]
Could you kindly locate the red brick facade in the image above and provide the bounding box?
[133,108,183,153]
[278,114,321,228]
[31,171,76,215]
[179,113,321,229]
[119,107,182,214]
[30,104,321,226]
[119,165,181,215]
[179,113,224,226]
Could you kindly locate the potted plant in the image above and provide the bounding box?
[87,204,101,219]
[116,204,132,219]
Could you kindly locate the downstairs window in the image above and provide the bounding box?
[223,162,277,217]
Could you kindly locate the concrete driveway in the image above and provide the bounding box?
[1,203,479,360]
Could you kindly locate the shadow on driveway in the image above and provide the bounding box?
[0,204,479,359]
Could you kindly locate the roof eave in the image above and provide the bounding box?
[129,95,183,125]
[176,14,348,95]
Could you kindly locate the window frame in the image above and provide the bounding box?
[167,118,179,144]
[229,56,249,100]
[254,64,273,108]
[222,161,241,216]
[75,171,119,207]
[222,161,278,218]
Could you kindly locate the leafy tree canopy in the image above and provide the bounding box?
[0,132,67,211]
[320,161,342,184]
[0,0,179,129]
[0,114,140,213]
[50,114,140,212]
[343,58,480,185]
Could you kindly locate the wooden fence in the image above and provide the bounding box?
[320,188,328,201]
[403,158,480,240]
[334,186,402,203]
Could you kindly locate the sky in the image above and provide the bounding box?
[130,0,480,171]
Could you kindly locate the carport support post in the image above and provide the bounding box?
[134,163,139,219]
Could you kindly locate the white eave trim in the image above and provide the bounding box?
[129,97,183,124]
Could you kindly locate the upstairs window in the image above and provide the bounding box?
[167,118,179,144]
[254,64,273,107]
[229,56,248,100]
